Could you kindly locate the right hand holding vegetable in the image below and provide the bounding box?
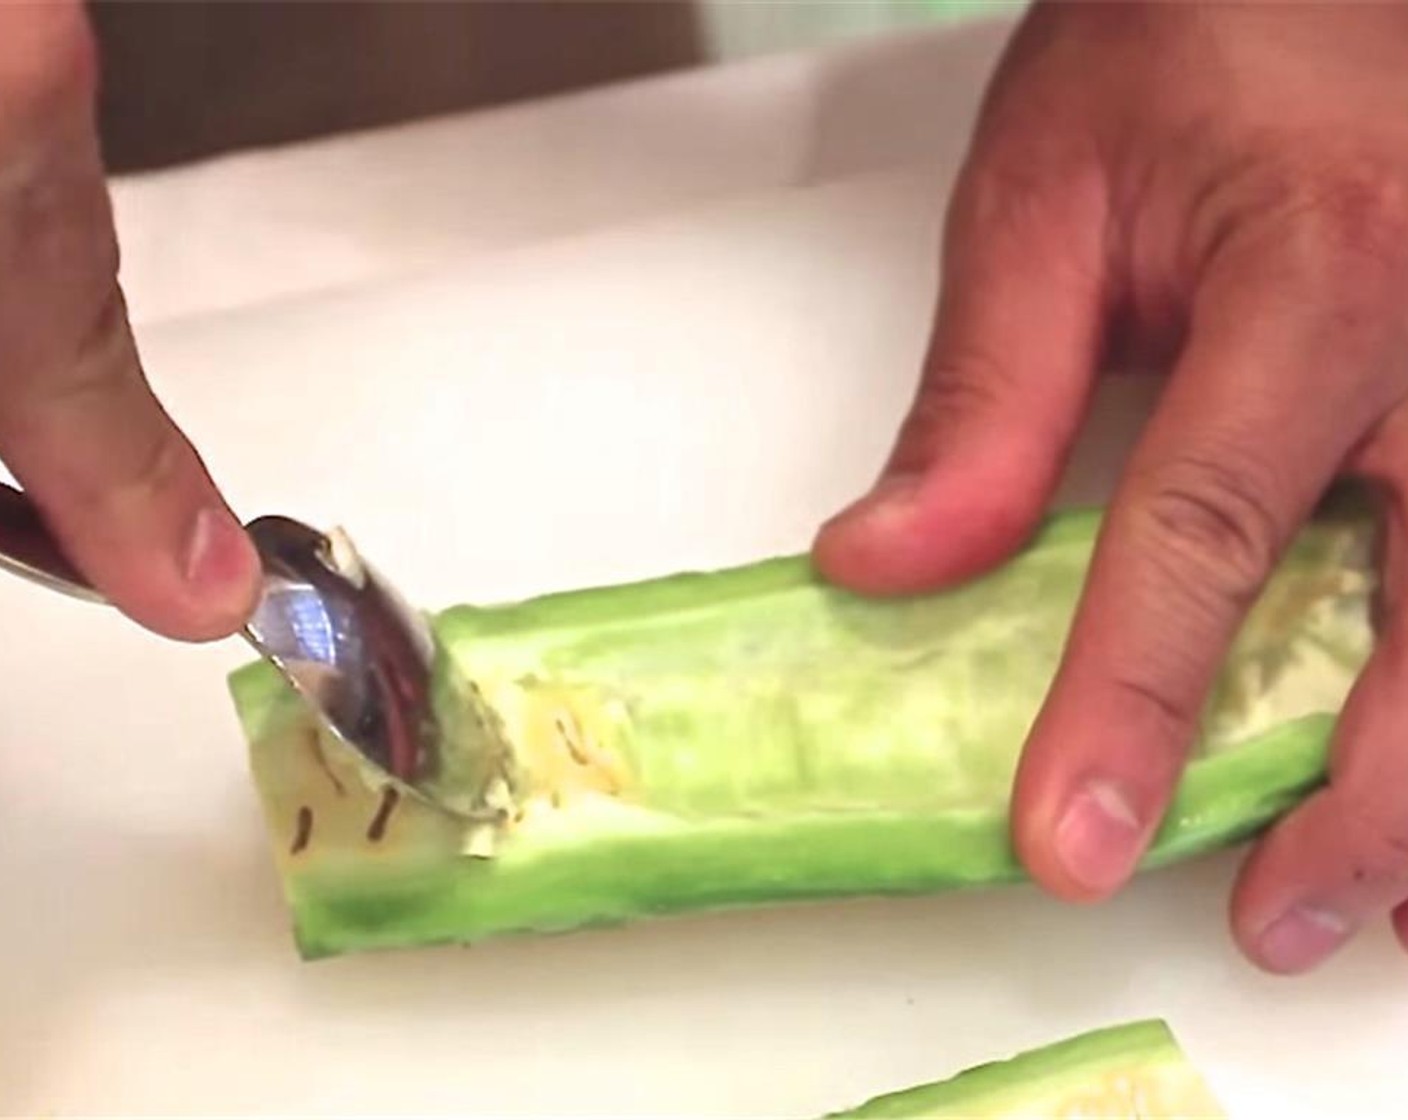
[815,0,1408,976]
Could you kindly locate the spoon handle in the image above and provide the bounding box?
[0,483,106,603]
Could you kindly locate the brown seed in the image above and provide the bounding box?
[291,806,314,855]
[367,786,400,842]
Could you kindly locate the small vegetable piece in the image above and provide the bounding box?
[229,506,1375,959]
[818,1018,1224,1119]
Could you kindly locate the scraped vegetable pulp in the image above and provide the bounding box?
[228,506,1374,959]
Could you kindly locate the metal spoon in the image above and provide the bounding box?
[0,480,455,804]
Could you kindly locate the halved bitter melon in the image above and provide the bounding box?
[819,1018,1224,1118]
[228,505,1375,959]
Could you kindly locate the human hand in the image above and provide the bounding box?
[0,1,258,640]
[813,0,1408,974]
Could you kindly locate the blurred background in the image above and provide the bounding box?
[703,0,1015,57]
[87,0,1020,172]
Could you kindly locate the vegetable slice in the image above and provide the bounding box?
[229,505,1375,959]
[818,1018,1224,1118]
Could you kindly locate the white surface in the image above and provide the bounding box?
[4,21,1405,1119]
[107,21,1012,326]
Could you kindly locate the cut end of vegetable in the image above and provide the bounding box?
[819,1018,1225,1119]
[228,505,1376,958]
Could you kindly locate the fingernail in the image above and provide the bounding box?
[1054,779,1144,894]
[1255,905,1352,974]
[184,506,256,595]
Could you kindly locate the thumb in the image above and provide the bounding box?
[0,4,260,641]
[812,158,1111,594]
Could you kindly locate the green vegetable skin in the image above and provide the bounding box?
[818,1018,1224,1118]
[229,506,1375,959]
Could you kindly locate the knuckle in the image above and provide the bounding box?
[956,159,1052,233]
[65,285,131,388]
[64,414,182,514]
[22,284,134,404]
[950,152,1106,282]
[890,351,1012,473]
[1336,796,1408,890]
[1110,668,1201,745]
[1306,163,1408,265]
[121,423,185,504]
[915,349,1013,428]
[1134,450,1284,614]
[0,286,146,478]
[1269,153,1408,294]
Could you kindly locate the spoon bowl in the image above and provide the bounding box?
[243,514,440,788]
[0,483,452,802]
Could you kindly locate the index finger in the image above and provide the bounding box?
[1010,250,1397,902]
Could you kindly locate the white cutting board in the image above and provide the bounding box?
[3,167,1405,1117]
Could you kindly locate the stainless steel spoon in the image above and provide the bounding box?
[0,481,454,803]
